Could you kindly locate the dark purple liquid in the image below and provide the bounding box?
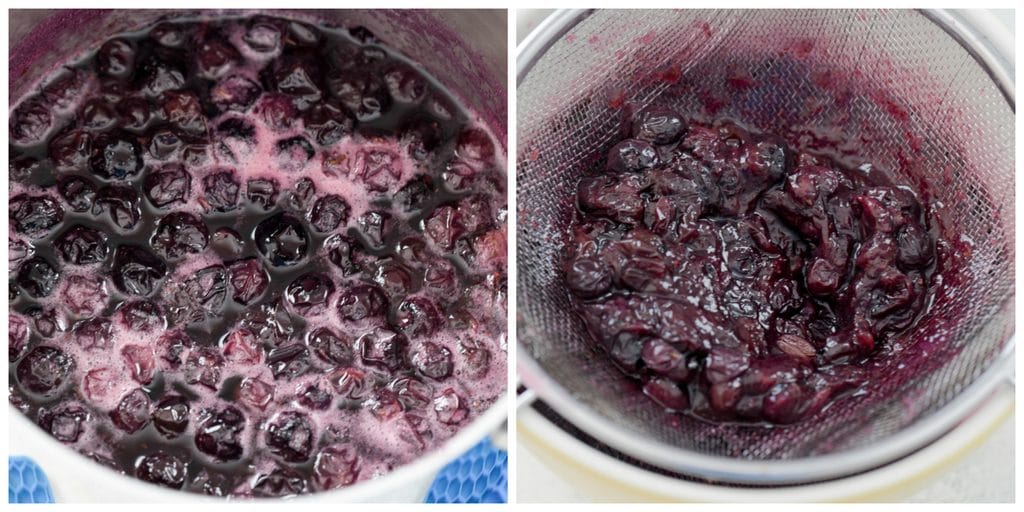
[564,106,937,425]
[9,14,506,497]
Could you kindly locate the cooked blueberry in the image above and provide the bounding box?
[309,195,350,233]
[110,388,151,434]
[149,130,184,160]
[194,406,246,461]
[255,213,309,266]
[276,136,315,173]
[17,256,60,298]
[313,444,360,490]
[93,185,141,230]
[151,212,209,260]
[267,344,311,380]
[228,258,269,305]
[359,327,407,370]
[202,170,241,212]
[11,194,64,238]
[412,342,453,380]
[38,402,91,442]
[336,284,386,321]
[566,257,612,298]
[307,327,354,366]
[135,452,187,489]
[152,395,190,439]
[327,69,388,118]
[96,38,136,78]
[395,297,443,338]
[17,346,74,398]
[55,226,108,265]
[10,96,52,144]
[285,273,334,314]
[631,105,684,144]
[246,178,278,209]
[111,245,167,296]
[606,139,658,173]
[251,467,309,497]
[90,131,143,179]
[58,177,97,212]
[145,160,190,201]
[265,411,314,462]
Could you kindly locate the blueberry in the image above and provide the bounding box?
[49,129,92,172]
[251,467,309,497]
[202,170,241,212]
[38,402,91,442]
[152,395,190,439]
[90,131,143,180]
[93,185,142,230]
[17,346,74,398]
[631,105,684,144]
[96,38,136,79]
[111,245,167,296]
[109,388,151,434]
[309,195,350,233]
[307,327,354,366]
[359,327,407,371]
[267,344,311,380]
[10,194,64,238]
[254,213,309,266]
[336,284,387,321]
[54,225,108,265]
[228,258,269,305]
[313,444,360,490]
[194,406,246,461]
[246,178,278,209]
[10,96,53,144]
[275,136,315,173]
[143,165,191,209]
[395,297,443,338]
[135,452,187,489]
[118,299,165,332]
[265,411,314,462]
[285,273,334,314]
[606,139,658,173]
[566,257,612,298]
[17,256,60,298]
[433,388,468,425]
[412,342,453,381]
[151,212,209,260]
[58,177,97,212]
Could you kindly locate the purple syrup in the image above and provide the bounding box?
[9,14,506,497]
[565,106,938,425]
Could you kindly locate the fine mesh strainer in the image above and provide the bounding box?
[517,9,1014,485]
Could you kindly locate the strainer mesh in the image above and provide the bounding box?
[517,9,1014,460]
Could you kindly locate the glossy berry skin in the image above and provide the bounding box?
[567,116,937,425]
[194,406,247,462]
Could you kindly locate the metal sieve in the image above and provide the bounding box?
[517,9,1014,485]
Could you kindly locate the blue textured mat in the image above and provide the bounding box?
[9,438,506,503]
[424,438,507,503]
[9,457,54,504]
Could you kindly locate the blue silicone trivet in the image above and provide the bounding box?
[9,457,55,504]
[424,438,507,503]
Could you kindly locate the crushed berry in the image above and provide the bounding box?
[566,111,937,425]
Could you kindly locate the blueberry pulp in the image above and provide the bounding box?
[9,15,506,497]
[565,106,937,425]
